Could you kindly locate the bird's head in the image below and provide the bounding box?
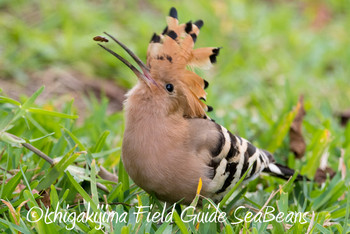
[96,7,220,118]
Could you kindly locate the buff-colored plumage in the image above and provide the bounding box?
[146,9,219,118]
[96,7,302,205]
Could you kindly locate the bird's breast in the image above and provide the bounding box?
[121,117,207,203]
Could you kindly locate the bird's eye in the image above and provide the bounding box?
[165,84,174,92]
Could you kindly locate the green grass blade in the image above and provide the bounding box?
[21,86,45,109]
[2,166,27,199]
[301,129,330,177]
[0,86,44,129]
[28,132,55,143]
[36,145,79,190]
[342,188,350,234]
[173,210,189,234]
[50,184,59,209]
[91,148,120,158]
[0,96,21,106]
[0,132,25,147]
[220,165,252,208]
[28,107,78,119]
[0,218,28,233]
[0,146,10,199]
[92,130,110,153]
[62,127,86,151]
[118,159,129,195]
[155,221,172,234]
[266,106,298,152]
[225,224,234,234]
[90,159,99,205]
[66,171,98,212]
[312,174,344,211]
[20,166,36,202]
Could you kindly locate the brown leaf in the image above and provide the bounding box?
[1,199,19,225]
[311,3,332,29]
[36,190,51,208]
[73,193,84,204]
[289,95,306,158]
[338,110,350,127]
[314,167,336,184]
[14,183,26,194]
[339,149,346,180]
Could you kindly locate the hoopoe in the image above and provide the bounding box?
[96,8,303,205]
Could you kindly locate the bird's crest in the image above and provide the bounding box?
[96,7,220,118]
[147,7,220,118]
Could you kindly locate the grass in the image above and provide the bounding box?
[1,0,350,233]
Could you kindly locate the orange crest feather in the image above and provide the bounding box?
[147,7,220,118]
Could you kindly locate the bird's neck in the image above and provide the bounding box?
[125,102,181,133]
[124,88,183,136]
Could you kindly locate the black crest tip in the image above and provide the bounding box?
[210,47,222,63]
[204,79,209,89]
[168,30,178,40]
[185,21,193,34]
[212,47,221,56]
[207,105,214,112]
[209,54,217,64]
[150,33,161,43]
[162,26,168,35]
[194,20,204,29]
[190,33,197,43]
[169,7,178,19]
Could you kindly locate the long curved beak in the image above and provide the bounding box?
[97,32,157,86]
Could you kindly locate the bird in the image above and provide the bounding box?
[96,7,304,205]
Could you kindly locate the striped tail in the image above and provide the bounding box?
[263,163,306,181]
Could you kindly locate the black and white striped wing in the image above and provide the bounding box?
[207,124,273,201]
